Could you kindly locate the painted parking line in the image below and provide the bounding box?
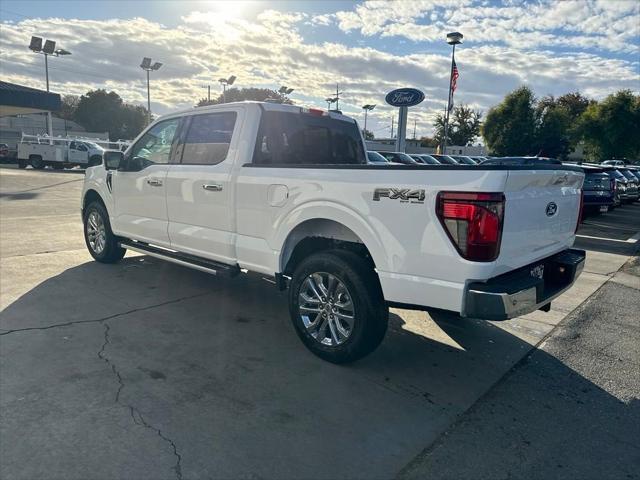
[576,231,640,243]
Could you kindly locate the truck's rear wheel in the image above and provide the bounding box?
[288,250,388,363]
[30,156,45,169]
[83,201,126,263]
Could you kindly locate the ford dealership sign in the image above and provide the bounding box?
[385,88,425,107]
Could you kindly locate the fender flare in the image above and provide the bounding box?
[273,201,389,273]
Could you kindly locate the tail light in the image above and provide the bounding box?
[610,178,616,192]
[436,192,505,262]
[575,190,584,233]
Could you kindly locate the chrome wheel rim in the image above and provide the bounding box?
[298,272,355,346]
[87,211,106,254]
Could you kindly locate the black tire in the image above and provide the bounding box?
[288,249,388,364]
[30,156,45,169]
[18,160,27,169]
[83,201,126,263]
[88,155,102,167]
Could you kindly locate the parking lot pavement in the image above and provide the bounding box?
[399,257,640,480]
[1,166,639,479]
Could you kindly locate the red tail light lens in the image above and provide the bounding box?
[436,192,505,262]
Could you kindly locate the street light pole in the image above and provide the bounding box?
[362,104,375,137]
[140,57,163,124]
[44,53,49,91]
[443,31,463,155]
[28,36,71,144]
[218,75,236,104]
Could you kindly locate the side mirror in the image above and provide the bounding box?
[104,150,123,170]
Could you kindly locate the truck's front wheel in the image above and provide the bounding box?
[288,250,388,363]
[83,201,126,263]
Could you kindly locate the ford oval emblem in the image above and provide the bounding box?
[385,88,425,107]
[545,202,558,217]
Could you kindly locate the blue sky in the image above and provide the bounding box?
[1,0,639,139]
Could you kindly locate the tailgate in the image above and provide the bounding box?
[496,169,584,274]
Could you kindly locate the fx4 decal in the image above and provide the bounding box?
[373,188,425,204]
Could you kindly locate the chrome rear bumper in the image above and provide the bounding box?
[463,249,586,321]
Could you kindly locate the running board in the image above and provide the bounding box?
[119,240,240,277]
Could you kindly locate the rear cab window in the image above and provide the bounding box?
[252,110,365,165]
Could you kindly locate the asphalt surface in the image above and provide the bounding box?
[1,165,638,480]
[400,258,640,480]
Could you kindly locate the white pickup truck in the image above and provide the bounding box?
[81,102,586,363]
[18,138,105,170]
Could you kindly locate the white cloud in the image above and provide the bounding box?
[334,0,640,53]
[0,1,638,138]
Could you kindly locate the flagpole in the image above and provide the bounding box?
[442,32,463,155]
[443,43,456,155]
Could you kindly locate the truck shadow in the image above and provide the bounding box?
[1,256,637,479]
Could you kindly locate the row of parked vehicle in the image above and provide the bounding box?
[367,151,640,214]
[367,151,487,165]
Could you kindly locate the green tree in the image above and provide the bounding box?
[196,87,293,106]
[419,136,438,148]
[577,90,640,161]
[482,86,537,155]
[362,128,374,140]
[433,105,482,146]
[74,89,148,141]
[59,94,80,121]
[534,96,573,158]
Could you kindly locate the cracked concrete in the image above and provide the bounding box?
[98,322,183,480]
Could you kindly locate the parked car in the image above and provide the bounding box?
[471,156,488,162]
[584,164,629,206]
[617,168,639,202]
[480,156,562,166]
[377,151,420,165]
[431,154,459,164]
[579,165,617,213]
[82,101,585,363]
[602,160,626,167]
[409,154,440,165]
[367,151,389,164]
[449,155,478,165]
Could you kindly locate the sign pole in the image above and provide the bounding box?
[395,106,408,153]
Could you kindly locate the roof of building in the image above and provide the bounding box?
[0,81,62,116]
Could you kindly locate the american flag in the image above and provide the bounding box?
[448,59,459,111]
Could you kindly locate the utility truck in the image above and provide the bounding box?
[17,134,110,170]
[81,102,586,363]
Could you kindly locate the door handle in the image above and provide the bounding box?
[202,183,223,192]
[147,178,163,187]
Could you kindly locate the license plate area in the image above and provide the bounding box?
[530,264,545,280]
[599,206,609,212]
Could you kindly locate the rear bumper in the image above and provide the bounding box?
[463,248,586,321]
[583,192,615,207]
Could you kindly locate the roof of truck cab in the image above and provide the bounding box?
[156,101,356,124]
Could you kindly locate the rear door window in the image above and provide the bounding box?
[252,111,365,165]
[180,112,237,165]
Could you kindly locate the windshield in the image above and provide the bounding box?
[84,142,104,151]
[395,153,417,163]
[452,155,476,165]
[432,154,458,164]
[419,155,440,165]
[367,151,388,163]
